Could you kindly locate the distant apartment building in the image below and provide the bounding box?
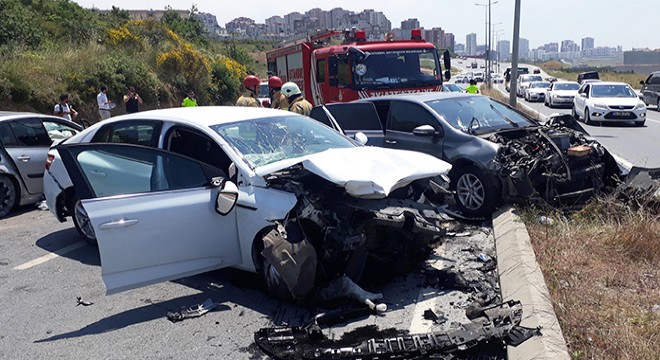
[519,38,529,59]
[581,37,595,50]
[444,33,455,52]
[583,46,619,58]
[454,43,465,55]
[561,40,580,53]
[400,18,420,39]
[497,39,510,61]
[466,33,477,56]
[543,42,559,53]
[424,27,445,47]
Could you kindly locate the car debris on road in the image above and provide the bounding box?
[166,298,221,323]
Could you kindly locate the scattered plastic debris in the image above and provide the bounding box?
[76,297,93,306]
[422,308,446,325]
[477,253,492,262]
[36,200,48,211]
[166,298,220,323]
[537,215,555,226]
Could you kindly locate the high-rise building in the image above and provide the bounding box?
[497,39,511,60]
[561,40,580,53]
[444,33,455,52]
[466,33,477,56]
[519,38,529,59]
[581,37,595,50]
[401,18,420,39]
[543,42,559,53]
[424,27,445,47]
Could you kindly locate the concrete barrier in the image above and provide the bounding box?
[493,206,570,360]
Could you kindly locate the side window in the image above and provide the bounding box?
[649,74,660,85]
[165,126,232,175]
[0,122,18,147]
[91,121,159,147]
[73,145,219,198]
[42,120,80,142]
[9,118,51,147]
[337,57,351,87]
[584,85,591,97]
[387,101,438,133]
[316,59,326,82]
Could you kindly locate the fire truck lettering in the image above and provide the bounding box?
[367,88,434,97]
[288,68,304,81]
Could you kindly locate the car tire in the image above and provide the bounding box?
[635,120,645,127]
[70,194,97,245]
[451,166,499,217]
[572,106,580,120]
[656,98,660,111]
[0,175,17,218]
[584,108,594,125]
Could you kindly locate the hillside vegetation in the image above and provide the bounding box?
[539,61,645,88]
[0,0,273,121]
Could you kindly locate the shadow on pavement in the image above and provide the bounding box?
[35,228,100,266]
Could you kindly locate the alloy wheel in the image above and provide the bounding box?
[456,173,485,211]
[74,200,96,240]
[0,176,16,218]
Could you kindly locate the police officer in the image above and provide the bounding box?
[465,79,479,94]
[281,82,312,116]
[236,75,261,107]
[268,76,289,110]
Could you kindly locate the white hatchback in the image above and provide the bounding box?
[545,81,580,108]
[572,82,647,126]
[43,106,451,298]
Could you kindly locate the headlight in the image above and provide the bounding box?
[592,102,609,109]
[634,101,646,110]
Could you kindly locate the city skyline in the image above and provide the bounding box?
[73,0,659,50]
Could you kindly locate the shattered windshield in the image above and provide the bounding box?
[591,84,637,98]
[425,97,535,134]
[353,48,442,88]
[211,115,356,168]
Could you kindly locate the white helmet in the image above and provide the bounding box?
[281,82,302,97]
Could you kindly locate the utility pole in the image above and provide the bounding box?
[509,0,521,106]
[487,0,492,86]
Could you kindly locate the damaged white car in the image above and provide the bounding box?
[43,107,451,299]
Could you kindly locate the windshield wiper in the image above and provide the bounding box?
[490,104,519,128]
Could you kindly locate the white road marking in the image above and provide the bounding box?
[13,241,87,270]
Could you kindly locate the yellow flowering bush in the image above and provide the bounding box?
[107,25,143,50]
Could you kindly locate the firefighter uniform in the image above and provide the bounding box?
[271,90,289,110]
[288,96,313,116]
[236,91,261,107]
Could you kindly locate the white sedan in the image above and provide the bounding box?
[516,74,544,97]
[43,107,452,299]
[524,81,551,102]
[545,81,580,108]
[572,82,647,126]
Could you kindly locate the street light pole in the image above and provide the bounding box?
[509,0,521,106]
[475,3,487,63]
[487,0,492,85]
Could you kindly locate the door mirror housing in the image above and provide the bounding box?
[215,180,239,216]
[353,132,368,145]
[579,93,587,98]
[640,80,645,85]
[413,124,441,137]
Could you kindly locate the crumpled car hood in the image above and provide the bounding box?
[256,147,452,199]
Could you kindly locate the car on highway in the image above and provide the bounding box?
[310,93,620,217]
[572,82,647,126]
[43,106,452,299]
[545,81,580,108]
[0,112,81,218]
[533,68,541,74]
[492,74,504,84]
[455,75,470,84]
[524,81,551,102]
[577,71,600,84]
[516,74,544,97]
[639,71,660,109]
[443,83,465,92]
[473,71,484,82]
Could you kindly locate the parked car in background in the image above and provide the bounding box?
[310,93,620,217]
[473,71,484,82]
[516,74,544,97]
[533,68,541,74]
[639,71,660,110]
[443,83,465,92]
[492,74,504,84]
[573,82,647,126]
[524,81,551,102]
[0,112,81,218]
[577,71,600,84]
[258,81,270,107]
[44,107,452,299]
[545,81,580,108]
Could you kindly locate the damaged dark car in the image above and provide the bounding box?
[310,93,621,216]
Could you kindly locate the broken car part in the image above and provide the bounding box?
[76,297,93,306]
[166,298,220,323]
[255,300,533,359]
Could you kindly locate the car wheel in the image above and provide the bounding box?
[70,194,97,245]
[572,106,580,120]
[0,175,17,218]
[451,166,498,217]
[656,98,660,111]
[635,120,645,127]
[584,108,594,125]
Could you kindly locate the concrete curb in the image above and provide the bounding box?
[492,206,570,360]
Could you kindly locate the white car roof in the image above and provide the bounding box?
[101,106,295,127]
[589,81,629,86]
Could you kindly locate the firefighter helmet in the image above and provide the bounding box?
[268,76,283,88]
[281,82,302,97]
[243,75,260,89]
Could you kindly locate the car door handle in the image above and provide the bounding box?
[17,155,30,162]
[385,140,397,144]
[99,218,139,230]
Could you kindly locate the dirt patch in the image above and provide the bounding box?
[522,197,660,359]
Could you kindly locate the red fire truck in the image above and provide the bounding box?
[266,29,452,105]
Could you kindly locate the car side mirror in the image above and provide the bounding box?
[214,179,238,216]
[640,81,645,85]
[444,70,451,81]
[579,93,587,98]
[413,124,440,137]
[353,132,368,145]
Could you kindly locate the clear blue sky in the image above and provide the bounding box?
[74,0,659,50]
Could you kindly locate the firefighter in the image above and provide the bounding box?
[236,75,261,107]
[268,76,289,110]
[281,82,312,116]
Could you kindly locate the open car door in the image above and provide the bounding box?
[56,143,242,295]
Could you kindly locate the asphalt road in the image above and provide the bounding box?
[0,205,500,359]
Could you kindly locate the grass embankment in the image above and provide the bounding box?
[540,61,646,88]
[521,197,659,359]
[480,85,540,120]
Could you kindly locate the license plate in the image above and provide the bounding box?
[612,112,630,116]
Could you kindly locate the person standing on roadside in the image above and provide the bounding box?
[236,75,262,107]
[181,91,198,107]
[97,85,113,120]
[465,79,479,94]
[281,82,312,116]
[53,93,78,122]
[123,86,143,113]
[268,76,289,110]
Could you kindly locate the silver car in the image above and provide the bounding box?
[0,112,81,217]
